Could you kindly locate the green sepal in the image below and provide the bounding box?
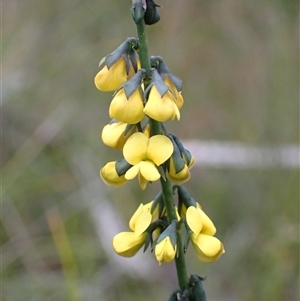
[171,134,193,166]
[168,134,186,174]
[115,158,132,176]
[143,232,152,252]
[151,191,164,216]
[129,48,139,73]
[131,0,147,24]
[144,0,161,25]
[156,220,177,248]
[124,123,136,136]
[143,219,166,252]
[176,185,197,213]
[150,56,183,91]
[189,275,207,301]
[122,69,144,99]
[183,221,191,253]
[144,69,173,99]
[156,165,166,181]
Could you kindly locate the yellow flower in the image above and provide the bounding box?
[112,232,147,257]
[186,206,225,263]
[164,76,184,110]
[143,85,180,122]
[100,161,127,187]
[95,57,129,92]
[109,88,145,124]
[155,236,177,264]
[123,132,173,189]
[101,121,136,150]
[167,157,191,184]
[129,201,157,235]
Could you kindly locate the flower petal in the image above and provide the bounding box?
[125,164,140,180]
[134,211,152,235]
[155,236,177,264]
[191,233,225,263]
[95,58,127,92]
[138,172,148,190]
[186,206,203,235]
[139,160,161,181]
[109,89,144,124]
[100,161,127,187]
[144,87,177,122]
[197,208,216,236]
[147,135,173,166]
[129,203,143,231]
[112,232,146,257]
[123,132,148,165]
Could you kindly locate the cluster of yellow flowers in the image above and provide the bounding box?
[112,192,224,264]
[96,39,193,190]
[94,38,224,265]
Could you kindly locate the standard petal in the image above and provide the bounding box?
[186,206,203,235]
[197,208,216,236]
[129,203,144,231]
[123,133,148,165]
[134,211,152,235]
[191,234,225,263]
[147,135,173,166]
[139,160,161,181]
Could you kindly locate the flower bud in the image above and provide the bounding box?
[100,161,128,187]
[95,38,139,91]
[144,0,161,25]
[155,221,177,264]
[144,70,180,122]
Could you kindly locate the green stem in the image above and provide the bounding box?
[160,178,189,291]
[136,20,151,70]
[135,15,189,292]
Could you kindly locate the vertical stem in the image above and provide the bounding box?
[135,16,189,291]
[136,20,151,70]
[160,178,189,291]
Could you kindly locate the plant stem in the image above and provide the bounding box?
[160,177,189,291]
[135,17,189,291]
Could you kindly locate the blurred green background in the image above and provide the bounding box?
[2,0,299,300]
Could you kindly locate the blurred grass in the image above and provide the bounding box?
[2,0,299,300]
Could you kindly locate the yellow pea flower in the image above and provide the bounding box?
[101,121,136,150]
[123,132,173,189]
[100,161,127,187]
[186,206,225,263]
[109,88,145,124]
[95,57,129,92]
[143,85,180,122]
[155,236,177,264]
[112,232,147,257]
